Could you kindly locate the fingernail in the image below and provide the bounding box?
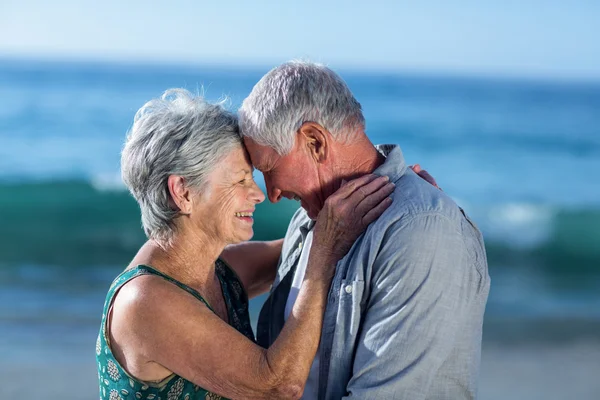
[382,175,389,181]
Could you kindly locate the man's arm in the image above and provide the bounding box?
[344,213,485,399]
[221,239,283,299]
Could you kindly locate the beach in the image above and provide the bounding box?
[1,59,599,398]
[3,308,600,399]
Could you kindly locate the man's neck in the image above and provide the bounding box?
[333,137,386,186]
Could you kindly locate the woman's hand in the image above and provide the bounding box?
[411,164,440,189]
[312,174,394,264]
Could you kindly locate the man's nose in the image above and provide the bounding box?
[268,186,282,203]
[265,176,282,203]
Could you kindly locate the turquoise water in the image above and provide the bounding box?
[1,58,599,397]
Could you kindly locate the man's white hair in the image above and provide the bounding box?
[239,61,365,155]
[121,89,241,246]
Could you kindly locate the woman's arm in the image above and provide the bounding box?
[221,239,283,299]
[111,174,393,400]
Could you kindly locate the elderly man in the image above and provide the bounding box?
[239,61,490,400]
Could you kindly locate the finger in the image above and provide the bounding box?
[361,196,393,226]
[334,174,381,199]
[418,170,438,188]
[411,164,422,173]
[345,175,391,205]
[355,182,395,215]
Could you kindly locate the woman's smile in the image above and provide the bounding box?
[234,210,255,223]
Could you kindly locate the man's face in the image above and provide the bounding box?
[243,137,325,220]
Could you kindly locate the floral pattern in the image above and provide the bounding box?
[215,259,254,342]
[107,360,121,381]
[97,262,253,400]
[167,378,184,400]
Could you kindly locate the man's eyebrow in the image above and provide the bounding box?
[253,161,268,172]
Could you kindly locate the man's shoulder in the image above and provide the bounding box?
[350,171,487,284]
[368,170,465,237]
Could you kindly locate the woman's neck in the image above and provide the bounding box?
[137,230,226,290]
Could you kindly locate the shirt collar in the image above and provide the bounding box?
[373,144,408,182]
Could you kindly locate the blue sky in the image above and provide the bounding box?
[1,0,599,80]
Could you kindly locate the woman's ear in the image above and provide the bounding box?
[167,175,192,214]
[298,122,329,164]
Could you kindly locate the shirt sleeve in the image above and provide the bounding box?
[343,213,483,399]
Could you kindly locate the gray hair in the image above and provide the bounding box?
[238,61,365,155]
[121,88,242,246]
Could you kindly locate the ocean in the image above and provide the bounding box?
[1,58,599,399]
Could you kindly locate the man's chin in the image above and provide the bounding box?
[305,207,319,220]
[300,200,320,220]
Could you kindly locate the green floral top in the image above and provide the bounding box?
[96,260,254,400]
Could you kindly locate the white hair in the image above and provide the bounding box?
[121,89,242,246]
[238,61,365,155]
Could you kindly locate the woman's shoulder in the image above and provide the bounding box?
[116,269,212,317]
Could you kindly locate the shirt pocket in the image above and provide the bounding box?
[337,279,366,339]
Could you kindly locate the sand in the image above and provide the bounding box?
[3,337,600,399]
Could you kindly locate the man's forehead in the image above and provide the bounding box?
[243,137,277,168]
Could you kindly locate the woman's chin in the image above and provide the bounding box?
[233,228,254,243]
[230,217,255,242]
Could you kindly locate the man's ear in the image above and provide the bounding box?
[167,175,192,214]
[299,122,329,164]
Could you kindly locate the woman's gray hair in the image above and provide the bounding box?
[121,88,242,246]
[238,61,365,155]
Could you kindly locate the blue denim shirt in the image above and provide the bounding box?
[257,145,490,399]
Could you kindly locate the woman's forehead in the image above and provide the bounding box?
[212,148,253,177]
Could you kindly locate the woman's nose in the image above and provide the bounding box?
[251,181,266,204]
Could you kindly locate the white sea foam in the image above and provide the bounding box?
[90,173,126,192]
[463,202,556,248]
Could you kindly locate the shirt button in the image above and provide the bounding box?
[345,285,353,294]
[298,242,303,250]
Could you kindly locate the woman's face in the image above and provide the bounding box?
[191,146,265,245]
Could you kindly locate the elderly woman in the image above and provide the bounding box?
[96,89,395,400]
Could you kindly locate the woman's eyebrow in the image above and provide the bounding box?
[232,168,253,176]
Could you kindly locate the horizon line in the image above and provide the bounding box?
[2,53,600,87]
